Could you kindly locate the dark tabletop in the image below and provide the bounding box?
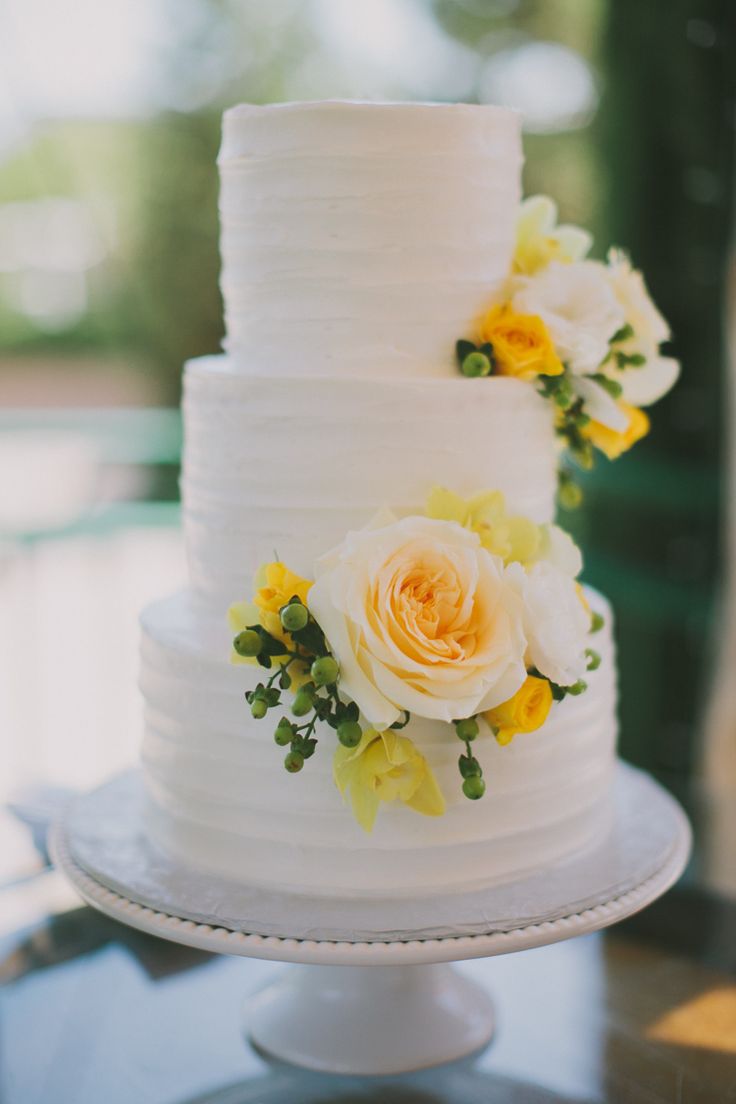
[1,858,735,1104]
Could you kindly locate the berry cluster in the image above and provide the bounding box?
[233,596,411,773]
[453,717,486,801]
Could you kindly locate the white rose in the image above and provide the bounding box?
[307,516,528,728]
[607,248,670,352]
[511,260,625,375]
[605,355,680,407]
[533,524,583,578]
[600,250,680,407]
[517,561,589,686]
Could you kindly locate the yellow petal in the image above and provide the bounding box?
[426,486,469,526]
[467,489,506,527]
[495,727,516,747]
[230,649,258,668]
[227,600,259,634]
[406,766,446,817]
[349,781,380,833]
[506,515,542,564]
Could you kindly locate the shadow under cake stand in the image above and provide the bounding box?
[51,761,690,1077]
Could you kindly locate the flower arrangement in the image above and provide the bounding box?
[455,196,679,503]
[229,489,603,831]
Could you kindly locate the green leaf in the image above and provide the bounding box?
[289,619,327,656]
[610,323,634,344]
[616,350,646,368]
[590,373,623,399]
[455,339,477,366]
[389,710,411,730]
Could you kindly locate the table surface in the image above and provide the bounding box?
[2,860,735,1104]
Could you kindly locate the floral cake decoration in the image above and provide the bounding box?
[229,489,602,831]
[455,196,679,506]
[227,194,674,831]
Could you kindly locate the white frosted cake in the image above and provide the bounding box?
[140,101,678,897]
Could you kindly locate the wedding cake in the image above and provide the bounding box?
[139,101,678,896]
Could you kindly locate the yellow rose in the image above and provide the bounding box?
[582,402,649,459]
[514,195,592,276]
[426,486,541,564]
[478,305,563,381]
[333,729,445,832]
[484,674,553,746]
[308,515,528,729]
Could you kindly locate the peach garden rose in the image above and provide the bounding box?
[307,515,528,729]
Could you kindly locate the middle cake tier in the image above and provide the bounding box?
[182,355,559,611]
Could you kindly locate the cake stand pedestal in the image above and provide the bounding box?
[51,762,691,1076]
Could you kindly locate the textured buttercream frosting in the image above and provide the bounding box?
[140,588,617,895]
[218,101,522,378]
[182,355,559,612]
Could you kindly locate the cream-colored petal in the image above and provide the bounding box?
[613,356,680,407]
[308,573,400,730]
[555,225,593,261]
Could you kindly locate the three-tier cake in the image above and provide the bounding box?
[139,101,677,897]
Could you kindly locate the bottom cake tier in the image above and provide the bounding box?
[139,589,618,897]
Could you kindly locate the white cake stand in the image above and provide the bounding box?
[51,762,691,1076]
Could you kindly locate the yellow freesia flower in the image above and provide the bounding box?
[426,486,541,564]
[514,195,592,276]
[477,304,563,380]
[333,729,445,833]
[582,402,650,460]
[253,561,313,640]
[227,561,314,683]
[484,674,553,746]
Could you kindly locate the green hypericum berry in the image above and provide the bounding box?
[251,699,268,719]
[274,718,294,746]
[455,717,479,742]
[462,776,486,800]
[461,351,492,378]
[591,611,605,633]
[458,754,481,778]
[568,679,588,696]
[280,602,309,633]
[233,629,262,657]
[284,750,304,773]
[311,656,339,687]
[337,720,362,748]
[291,691,313,717]
[558,480,583,510]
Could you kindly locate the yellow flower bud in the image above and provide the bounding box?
[253,561,313,640]
[484,674,553,747]
[333,729,445,833]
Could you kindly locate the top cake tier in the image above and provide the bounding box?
[218,101,522,378]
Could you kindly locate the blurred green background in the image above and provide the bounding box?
[1,0,733,801]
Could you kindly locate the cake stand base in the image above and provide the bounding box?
[248,963,494,1075]
[51,762,691,1076]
